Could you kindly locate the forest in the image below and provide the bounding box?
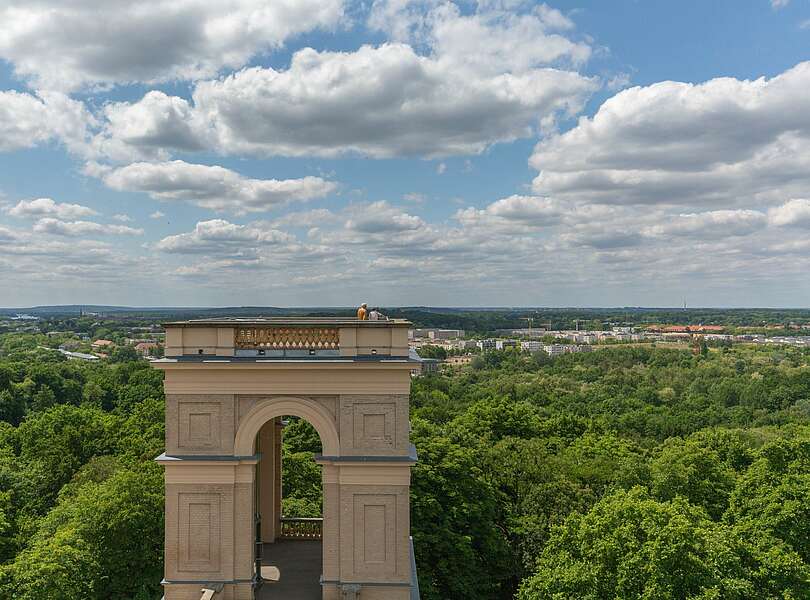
[0,331,808,599]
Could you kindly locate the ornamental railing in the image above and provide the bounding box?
[279,517,323,540]
[235,327,339,350]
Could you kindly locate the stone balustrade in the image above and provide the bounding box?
[279,517,323,540]
[163,317,410,359]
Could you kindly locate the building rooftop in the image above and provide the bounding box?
[160,317,414,361]
[163,317,411,328]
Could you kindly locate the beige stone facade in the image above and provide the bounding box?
[153,319,418,600]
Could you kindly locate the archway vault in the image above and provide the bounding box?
[234,395,340,458]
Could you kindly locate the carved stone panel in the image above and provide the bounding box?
[178,492,221,573]
[165,483,235,582]
[358,498,394,568]
[354,403,395,449]
[179,402,220,450]
[167,394,235,455]
[340,395,409,455]
[340,484,410,584]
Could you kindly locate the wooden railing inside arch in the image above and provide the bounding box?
[235,327,340,350]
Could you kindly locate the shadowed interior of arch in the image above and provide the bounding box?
[256,415,324,600]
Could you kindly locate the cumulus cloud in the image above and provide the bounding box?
[98,160,338,214]
[0,226,20,243]
[93,91,208,162]
[769,199,810,227]
[530,61,810,207]
[345,201,426,234]
[0,222,152,287]
[91,2,596,160]
[369,0,589,71]
[6,198,97,219]
[269,209,337,228]
[32,218,144,236]
[0,0,344,90]
[155,219,293,254]
[456,195,564,231]
[645,210,768,238]
[0,91,91,152]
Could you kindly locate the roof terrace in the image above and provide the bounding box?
[160,317,413,361]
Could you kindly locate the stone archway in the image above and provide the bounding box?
[154,318,420,600]
[234,396,340,457]
[236,396,340,599]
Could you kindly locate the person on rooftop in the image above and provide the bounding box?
[357,303,368,320]
[368,307,385,321]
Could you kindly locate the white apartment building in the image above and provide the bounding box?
[410,328,465,341]
[544,344,593,356]
[429,329,465,341]
[477,339,496,351]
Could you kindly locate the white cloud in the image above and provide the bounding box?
[530,61,810,208]
[269,209,337,228]
[6,198,98,219]
[0,223,154,287]
[32,218,143,236]
[769,199,810,227]
[0,0,345,91]
[0,91,91,152]
[93,91,208,162]
[345,201,426,234]
[455,195,564,232]
[191,42,594,157]
[771,0,790,8]
[155,219,293,254]
[645,209,768,238]
[112,214,132,222]
[98,160,338,214]
[0,226,20,243]
[368,0,588,71]
[403,192,427,204]
[149,211,166,219]
[92,2,597,160]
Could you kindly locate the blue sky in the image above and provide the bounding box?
[1,0,809,307]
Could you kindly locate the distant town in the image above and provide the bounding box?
[408,323,810,373]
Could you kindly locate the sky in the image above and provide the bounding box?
[1,0,810,308]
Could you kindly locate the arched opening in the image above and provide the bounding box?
[237,397,339,600]
[257,416,323,599]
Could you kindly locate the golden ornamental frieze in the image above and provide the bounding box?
[235,327,340,350]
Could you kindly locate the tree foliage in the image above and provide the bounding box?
[0,328,809,599]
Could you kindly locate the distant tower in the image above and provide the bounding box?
[683,298,687,311]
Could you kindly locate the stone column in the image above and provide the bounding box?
[274,418,283,539]
[257,418,281,542]
[323,393,416,600]
[160,457,256,600]
[321,463,341,600]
